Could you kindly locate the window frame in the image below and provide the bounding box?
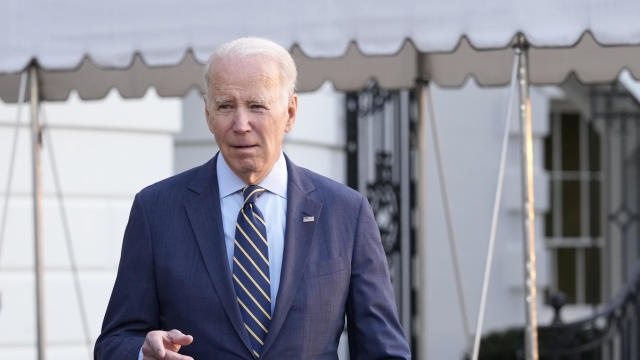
[545,107,603,305]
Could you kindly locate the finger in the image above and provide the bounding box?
[143,331,167,358]
[164,349,194,360]
[162,337,181,353]
[167,329,194,346]
[142,347,164,360]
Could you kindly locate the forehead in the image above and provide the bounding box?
[210,55,281,97]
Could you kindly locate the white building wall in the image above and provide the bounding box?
[0,90,181,360]
[423,81,553,360]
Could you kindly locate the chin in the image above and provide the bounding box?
[235,162,265,180]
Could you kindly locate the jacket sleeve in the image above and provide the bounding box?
[94,193,159,360]
[346,195,412,360]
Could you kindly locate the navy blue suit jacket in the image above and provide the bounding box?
[95,154,410,359]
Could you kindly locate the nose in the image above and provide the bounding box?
[232,108,251,133]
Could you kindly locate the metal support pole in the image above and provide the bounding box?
[399,91,411,335]
[29,64,46,360]
[471,52,520,360]
[415,79,428,360]
[515,35,539,360]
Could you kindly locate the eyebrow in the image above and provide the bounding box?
[215,97,232,104]
[214,96,271,107]
[249,98,267,104]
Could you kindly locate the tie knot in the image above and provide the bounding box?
[242,185,265,204]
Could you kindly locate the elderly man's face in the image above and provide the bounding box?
[205,55,297,184]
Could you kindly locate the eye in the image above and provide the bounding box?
[250,104,267,110]
[218,104,232,110]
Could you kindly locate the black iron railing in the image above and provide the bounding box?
[470,268,640,360]
[538,267,640,360]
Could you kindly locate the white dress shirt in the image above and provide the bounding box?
[216,151,287,314]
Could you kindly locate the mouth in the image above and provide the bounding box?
[231,144,258,150]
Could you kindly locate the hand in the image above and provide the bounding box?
[142,329,194,360]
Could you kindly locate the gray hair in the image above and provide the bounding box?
[203,37,297,107]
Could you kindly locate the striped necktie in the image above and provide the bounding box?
[232,185,271,358]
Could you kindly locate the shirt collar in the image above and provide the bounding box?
[216,152,288,199]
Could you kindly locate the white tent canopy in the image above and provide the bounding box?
[2,0,640,101]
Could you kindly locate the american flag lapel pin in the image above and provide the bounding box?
[303,216,315,223]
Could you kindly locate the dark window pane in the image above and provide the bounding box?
[585,247,601,304]
[544,133,553,171]
[562,180,581,237]
[588,123,600,172]
[590,180,601,238]
[561,113,580,171]
[557,248,577,304]
[545,181,555,237]
[544,211,554,238]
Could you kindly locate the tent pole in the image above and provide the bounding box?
[415,78,428,360]
[471,52,520,360]
[515,35,539,360]
[29,64,46,360]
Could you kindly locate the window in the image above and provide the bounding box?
[544,110,602,305]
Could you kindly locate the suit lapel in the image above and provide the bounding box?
[184,155,254,354]
[261,158,322,356]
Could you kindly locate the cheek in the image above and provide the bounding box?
[206,118,216,135]
[210,115,232,135]
[263,128,284,146]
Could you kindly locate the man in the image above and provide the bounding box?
[95,37,410,360]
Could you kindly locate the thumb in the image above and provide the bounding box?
[167,329,194,346]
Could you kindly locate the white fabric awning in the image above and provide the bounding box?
[2,0,640,101]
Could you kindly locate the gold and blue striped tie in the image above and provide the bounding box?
[232,185,271,358]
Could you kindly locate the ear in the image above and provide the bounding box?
[204,96,215,135]
[284,94,298,133]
